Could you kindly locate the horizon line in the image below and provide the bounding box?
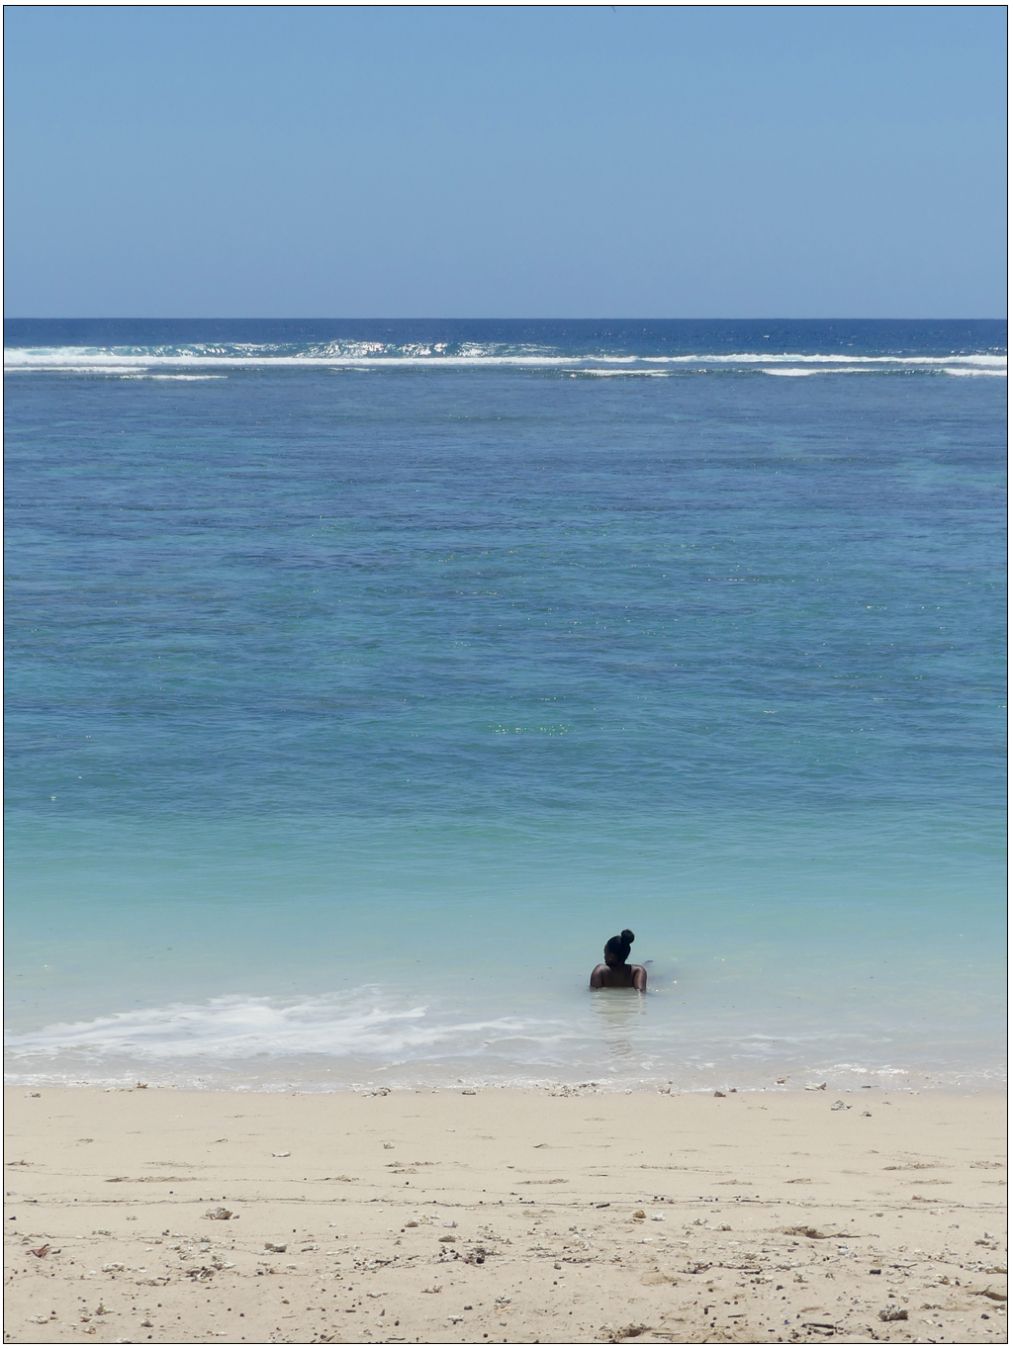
[4,315,1007,324]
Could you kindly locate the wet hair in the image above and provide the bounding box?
[604,929,635,963]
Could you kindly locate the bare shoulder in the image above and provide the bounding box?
[589,964,608,987]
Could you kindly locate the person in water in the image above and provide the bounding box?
[589,929,647,991]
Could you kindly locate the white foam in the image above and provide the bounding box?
[6,346,1005,374]
[761,366,875,377]
[942,366,1006,377]
[647,352,1007,367]
[3,992,575,1063]
[4,989,1004,1093]
[3,346,623,371]
[565,368,670,377]
[7,365,226,379]
[6,363,149,376]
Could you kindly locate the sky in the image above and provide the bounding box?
[3,5,1006,317]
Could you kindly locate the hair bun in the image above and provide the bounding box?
[621,929,635,944]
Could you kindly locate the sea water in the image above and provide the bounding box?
[4,319,1006,1091]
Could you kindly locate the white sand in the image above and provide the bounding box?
[3,1085,1006,1344]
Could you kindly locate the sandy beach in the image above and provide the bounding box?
[2,1084,1006,1345]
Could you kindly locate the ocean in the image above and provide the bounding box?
[4,318,1006,1092]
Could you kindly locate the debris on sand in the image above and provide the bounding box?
[205,1207,234,1221]
[878,1305,909,1322]
[606,1322,651,1343]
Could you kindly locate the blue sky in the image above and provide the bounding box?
[4,5,1005,317]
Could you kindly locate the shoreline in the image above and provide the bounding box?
[3,1063,1010,1096]
[6,947,1005,1102]
[4,1084,1006,1344]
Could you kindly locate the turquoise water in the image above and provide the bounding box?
[4,320,1006,1089]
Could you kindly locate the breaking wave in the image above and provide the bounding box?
[3,991,577,1066]
[940,366,1006,378]
[4,342,1006,378]
[762,366,874,377]
[5,989,1003,1093]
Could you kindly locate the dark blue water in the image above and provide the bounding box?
[4,320,1006,1090]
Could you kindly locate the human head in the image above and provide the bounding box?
[603,929,635,967]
